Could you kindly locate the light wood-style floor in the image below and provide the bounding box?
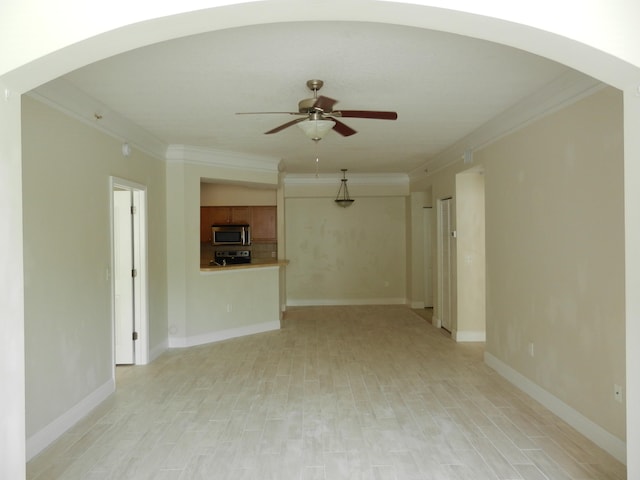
[27,305,626,479]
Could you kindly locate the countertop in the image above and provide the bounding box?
[200,259,289,272]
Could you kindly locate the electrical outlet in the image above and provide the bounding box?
[614,384,623,403]
[528,342,535,357]
[226,304,232,313]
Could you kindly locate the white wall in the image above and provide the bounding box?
[21,95,168,453]
[0,77,25,478]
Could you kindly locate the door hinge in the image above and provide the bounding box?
[132,331,138,341]
[132,269,137,277]
[130,205,137,214]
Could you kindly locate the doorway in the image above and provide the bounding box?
[110,177,149,366]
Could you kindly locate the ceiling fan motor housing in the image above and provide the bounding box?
[299,79,326,113]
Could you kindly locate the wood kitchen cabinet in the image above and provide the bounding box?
[200,207,213,242]
[200,205,276,243]
[214,206,250,224]
[251,206,277,243]
[200,206,251,242]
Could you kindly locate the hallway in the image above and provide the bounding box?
[27,305,625,479]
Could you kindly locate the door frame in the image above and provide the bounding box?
[109,176,149,367]
[423,207,434,309]
[436,196,454,332]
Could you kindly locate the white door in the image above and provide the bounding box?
[114,190,135,364]
[423,207,434,308]
[439,198,453,332]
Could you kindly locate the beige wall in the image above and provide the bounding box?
[166,155,281,345]
[426,87,625,440]
[21,96,168,438]
[481,87,625,439]
[455,169,486,337]
[285,196,406,305]
[200,182,276,206]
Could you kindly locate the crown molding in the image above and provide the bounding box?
[165,144,281,173]
[409,70,605,181]
[28,78,168,160]
[283,172,409,187]
[28,78,283,175]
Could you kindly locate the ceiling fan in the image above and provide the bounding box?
[237,79,398,141]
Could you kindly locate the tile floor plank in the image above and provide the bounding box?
[26,306,625,479]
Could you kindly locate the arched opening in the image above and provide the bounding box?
[2,3,639,478]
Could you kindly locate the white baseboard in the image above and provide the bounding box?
[453,329,486,342]
[484,352,626,464]
[26,378,115,461]
[410,301,426,309]
[432,315,442,328]
[287,297,407,307]
[169,320,280,348]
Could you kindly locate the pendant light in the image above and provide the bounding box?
[335,169,355,207]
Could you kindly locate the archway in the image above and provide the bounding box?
[1,3,639,479]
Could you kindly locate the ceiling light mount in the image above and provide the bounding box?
[335,169,355,207]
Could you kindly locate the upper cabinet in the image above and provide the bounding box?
[210,206,250,225]
[200,208,213,242]
[200,205,275,243]
[200,206,249,242]
[251,206,277,243]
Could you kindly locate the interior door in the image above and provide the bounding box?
[439,198,453,332]
[114,190,135,364]
[423,207,434,308]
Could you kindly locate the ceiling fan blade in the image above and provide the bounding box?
[236,111,303,115]
[330,118,357,137]
[313,95,338,112]
[264,117,307,134]
[334,110,398,120]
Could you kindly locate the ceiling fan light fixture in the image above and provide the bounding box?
[297,118,336,141]
[335,169,355,208]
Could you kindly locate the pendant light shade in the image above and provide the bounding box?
[297,118,336,142]
[335,169,355,207]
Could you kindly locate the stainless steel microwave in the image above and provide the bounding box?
[211,224,251,246]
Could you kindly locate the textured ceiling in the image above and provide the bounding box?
[60,21,573,174]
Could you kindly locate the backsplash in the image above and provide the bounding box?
[200,242,277,265]
[249,243,278,260]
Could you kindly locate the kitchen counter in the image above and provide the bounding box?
[200,259,289,272]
